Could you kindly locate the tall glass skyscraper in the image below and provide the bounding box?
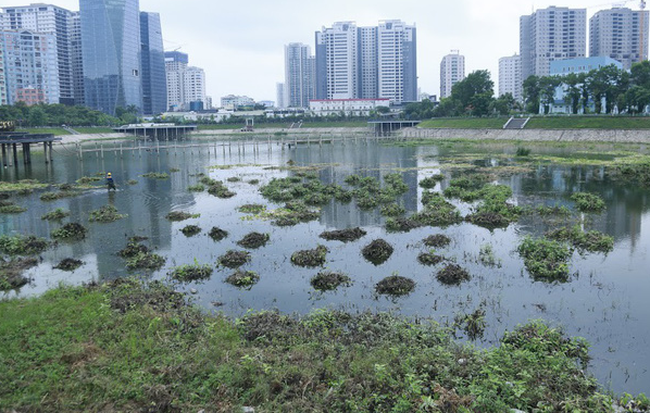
[140,12,166,115]
[80,0,142,115]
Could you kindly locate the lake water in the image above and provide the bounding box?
[1,137,649,395]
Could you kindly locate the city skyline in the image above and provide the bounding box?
[2,0,649,104]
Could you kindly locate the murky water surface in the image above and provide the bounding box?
[2,137,649,394]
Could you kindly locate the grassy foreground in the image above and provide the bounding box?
[0,280,642,412]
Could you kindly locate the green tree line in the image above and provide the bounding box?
[524,61,650,115]
[0,102,140,127]
[403,60,650,120]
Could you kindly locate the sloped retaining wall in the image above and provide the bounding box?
[402,127,650,144]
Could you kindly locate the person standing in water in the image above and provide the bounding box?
[106,172,116,191]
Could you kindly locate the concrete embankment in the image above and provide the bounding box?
[403,127,650,144]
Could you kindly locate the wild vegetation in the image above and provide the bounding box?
[169,262,213,282]
[290,245,328,268]
[180,225,202,237]
[517,237,574,283]
[225,270,260,288]
[310,271,352,291]
[88,205,126,223]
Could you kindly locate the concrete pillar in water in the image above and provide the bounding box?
[2,144,6,167]
[22,143,31,164]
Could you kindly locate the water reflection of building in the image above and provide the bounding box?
[513,164,645,247]
[291,142,418,228]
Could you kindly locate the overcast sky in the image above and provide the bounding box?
[32,0,646,102]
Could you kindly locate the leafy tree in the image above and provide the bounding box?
[625,85,650,114]
[490,93,518,116]
[27,106,48,126]
[450,70,495,116]
[539,76,561,115]
[562,73,582,115]
[523,75,541,114]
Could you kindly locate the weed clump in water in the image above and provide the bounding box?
[205,179,236,198]
[319,227,367,243]
[170,262,213,282]
[571,192,606,213]
[465,185,522,229]
[125,252,166,271]
[423,234,451,248]
[89,205,126,223]
[141,172,169,179]
[0,258,38,290]
[418,252,445,266]
[0,201,26,214]
[127,179,138,185]
[53,258,83,272]
[291,245,328,268]
[238,204,266,214]
[218,250,251,268]
[387,193,463,232]
[41,208,70,221]
[208,227,228,242]
[188,184,205,192]
[436,264,471,286]
[310,271,352,291]
[419,174,445,189]
[362,239,394,265]
[517,237,573,283]
[51,223,88,241]
[270,202,320,227]
[166,211,200,222]
[225,270,259,289]
[375,275,415,296]
[39,190,81,202]
[455,307,487,340]
[0,234,49,256]
[380,203,405,217]
[180,225,201,237]
[546,225,614,254]
[237,232,270,249]
[118,239,149,258]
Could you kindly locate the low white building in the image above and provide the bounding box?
[309,98,390,117]
[161,110,233,123]
[221,95,255,110]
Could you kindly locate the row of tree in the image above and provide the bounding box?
[524,61,650,115]
[0,102,138,127]
[404,70,520,119]
[403,60,650,119]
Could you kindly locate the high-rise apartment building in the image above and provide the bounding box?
[0,46,8,105]
[358,26,378,100]
[377,20,417,103]
[80,0,142,115]
[520,6,587,82]
[165,51,207,111]
[140,12,166,115]
[315,20,417,103]
[1,4,75,105]
[440,51,465,99]
[590,7,650,70]
[0,30,60,105]
[499,54,522,101]
[276,82,285,109]
[70,12,84,105]
[316,21,358,100]
[284,43,315,108]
